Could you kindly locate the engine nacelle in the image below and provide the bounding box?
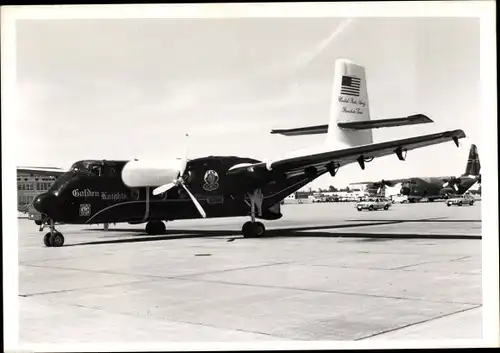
[400,187,410,195]
[121,159,182,187]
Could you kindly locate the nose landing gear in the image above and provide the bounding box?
[41,219,65,247]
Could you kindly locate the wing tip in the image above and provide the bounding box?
[410,114,434,123]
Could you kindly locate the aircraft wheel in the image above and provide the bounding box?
[242,221,265,238]
[447,202,452,207]
[49,232,64,247]
[470,201,474,206]
[369,205,374,211]
[357,207,362,211]
[242,221,254,238]
[254,222,266,237]
[458,202,463,206]
[43,232,52,247]
[146,221,166,235]
[384,205,389,210]
[35,220,43,226]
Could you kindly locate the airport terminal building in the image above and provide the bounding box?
[17,173,56,211]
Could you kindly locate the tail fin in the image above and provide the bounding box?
[325,59,372,147]
[464,144,480,176]
[270,58,433,140]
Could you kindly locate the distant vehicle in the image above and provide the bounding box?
[311,194,337,203]
[391,195,409,204]
[311,194,325,203]
[356,197,391,211]
[446,193,475,207]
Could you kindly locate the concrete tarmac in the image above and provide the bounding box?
[18,201,482,344]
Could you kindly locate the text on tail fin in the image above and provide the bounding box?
[326,59,373,147]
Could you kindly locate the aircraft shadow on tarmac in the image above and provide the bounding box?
[65,218,481,247]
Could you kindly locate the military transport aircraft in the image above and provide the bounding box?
[351,143,481,202]
[18,59,466,247]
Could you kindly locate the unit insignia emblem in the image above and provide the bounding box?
[79,203,91,217]
[203,170,219,192]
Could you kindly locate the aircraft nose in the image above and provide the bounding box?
[400,187,410,195]
[33,193,56,216]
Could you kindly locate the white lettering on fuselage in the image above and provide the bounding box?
[72,189,100,198]
[72,189,129,201]
[101,192,128,201]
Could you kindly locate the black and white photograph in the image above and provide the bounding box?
[2,1,498,351]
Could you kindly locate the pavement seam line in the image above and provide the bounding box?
[19,278,160,297]
[21,260,297,281]
[21,263,481,305]
[32,298,290,340]
[168,276,482,306]
[354,304,483,340]
[387,255,475,270]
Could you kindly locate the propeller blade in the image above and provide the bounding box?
[453,184,459,191]
[181,183,206,218]
[178,157,188,177]
[176,132,190,178]
[152,182,176,196]
[443,182,449,188]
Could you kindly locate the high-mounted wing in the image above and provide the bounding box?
[228,129,465,179]
[17,166,66,177]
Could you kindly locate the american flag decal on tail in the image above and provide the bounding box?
[341,75,361,96]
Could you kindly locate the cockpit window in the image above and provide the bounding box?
[90,165,101,176]
[69,161,102,176]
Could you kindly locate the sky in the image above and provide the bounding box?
[15,16,481,189]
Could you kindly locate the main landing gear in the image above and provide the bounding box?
[242,189,266,238]
[145,220,166,235]
[41,219,64,247]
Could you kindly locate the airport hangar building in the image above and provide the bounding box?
[17,173,56,211]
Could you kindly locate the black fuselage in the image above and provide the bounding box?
[33,156,315,225]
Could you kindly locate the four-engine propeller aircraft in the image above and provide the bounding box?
[18,59,466,247]
[351,143,481,202]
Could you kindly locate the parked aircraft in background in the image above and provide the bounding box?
[18,58,466,247]
[351,144,481,202]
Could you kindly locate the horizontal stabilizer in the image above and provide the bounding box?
[270,114,433,136]
[270,124,328,136]
[337,114,433,130]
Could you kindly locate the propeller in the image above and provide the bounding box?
[152,134,207,218]
[442,176,461,187]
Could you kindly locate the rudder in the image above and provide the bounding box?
[464,144,480,176]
